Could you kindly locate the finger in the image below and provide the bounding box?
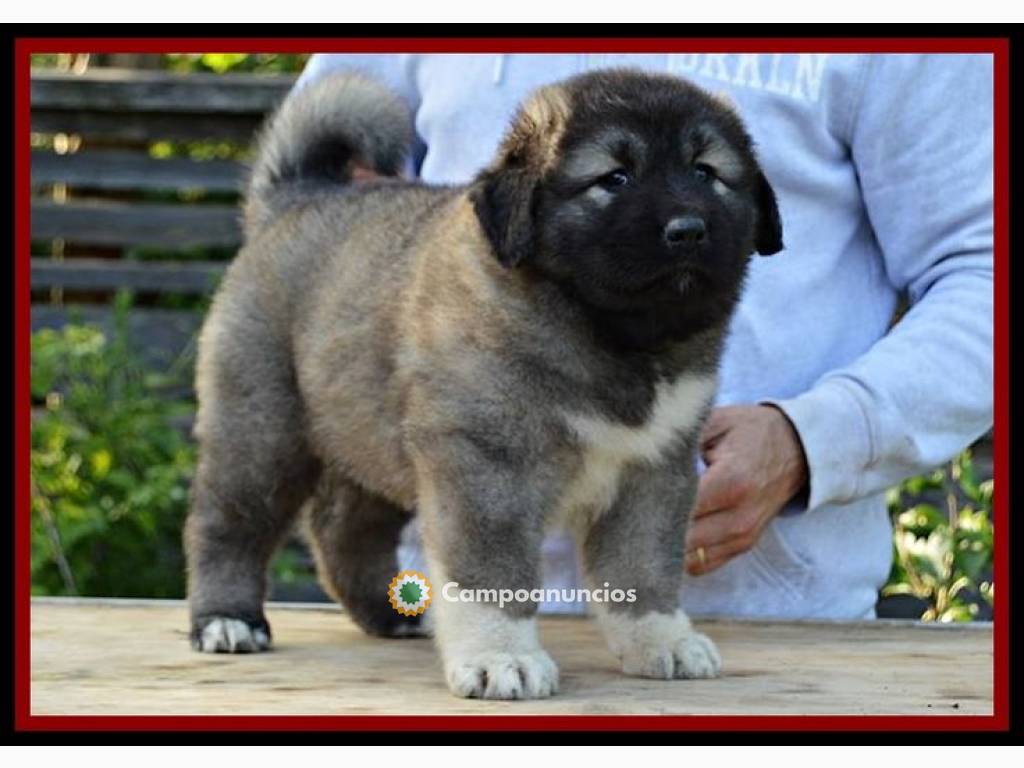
[692,461,740,518]
[699,407,733,448]
[685,506,737,551]
[685,537,750,576]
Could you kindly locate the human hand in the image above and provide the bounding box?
[684,404,808,576]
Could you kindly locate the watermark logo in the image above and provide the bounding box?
[387,570,433,616]
[389,569,637,614]
[442,582,636,609]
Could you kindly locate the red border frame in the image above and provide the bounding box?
[14,36,1010,733]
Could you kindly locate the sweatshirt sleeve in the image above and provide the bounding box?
[763,54,994,511]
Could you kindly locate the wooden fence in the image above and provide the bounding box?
[30,67,295,368]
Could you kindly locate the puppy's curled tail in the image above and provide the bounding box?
[244,72,413,235]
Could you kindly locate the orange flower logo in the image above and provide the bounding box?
[388,570,433,616]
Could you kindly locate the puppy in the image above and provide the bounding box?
[185,68,783,700]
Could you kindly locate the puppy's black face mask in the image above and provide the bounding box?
[472,70,783,350]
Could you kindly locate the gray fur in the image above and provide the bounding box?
[306,474,420,636]
[244,72,413,234]
[185,68,781,698]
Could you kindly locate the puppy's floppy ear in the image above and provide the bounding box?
[470,164,538,268]
[754,170,784,256]
[470,85,569,268]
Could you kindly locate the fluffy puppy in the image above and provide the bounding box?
[185,68,783,700]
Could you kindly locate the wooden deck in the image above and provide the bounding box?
[30,598,992,716]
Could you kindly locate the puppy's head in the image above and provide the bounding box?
[470,69,782,330]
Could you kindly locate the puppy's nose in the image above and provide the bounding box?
[664,216,707,247]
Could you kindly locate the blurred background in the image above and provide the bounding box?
[28,53,995,622]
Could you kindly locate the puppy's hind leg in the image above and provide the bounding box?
[305,476,425,638]
[186,304,321,653]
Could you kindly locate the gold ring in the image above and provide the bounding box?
[696,546,707,568]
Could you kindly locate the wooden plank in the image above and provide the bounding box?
[32,199,241,249]
[32,150,246,193]
[31,109,265,142]
[30,598,993,716]
[31,305,202,368]
[31,69,294,114]
[31,257,226,294]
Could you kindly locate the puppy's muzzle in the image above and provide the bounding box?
[663,215,707,248]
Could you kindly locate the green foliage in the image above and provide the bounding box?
[30,302,313,598]
[269,545,317,588]
[30,54,63,68]
[30,296,195,598]
[149,138,250,164]
[163,53,310,75]
[883,450,994,622]
[150,53,308,165]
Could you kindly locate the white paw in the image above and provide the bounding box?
[597,609,722,680]
[195,617,271,653]
[446,650,560,700]
[426,574,558,700]
[674,630,722,678]
[622,629,722,679]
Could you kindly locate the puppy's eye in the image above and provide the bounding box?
[596,169,631,191]
[693,163,715,182]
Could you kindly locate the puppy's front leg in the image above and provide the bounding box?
[412,446,559,700]
[577,462,722,680]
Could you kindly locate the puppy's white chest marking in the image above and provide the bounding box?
[555,373,716,528]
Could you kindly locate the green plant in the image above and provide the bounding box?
[883,449,994,622]
[30,295,195,597]
[162,53,309,75]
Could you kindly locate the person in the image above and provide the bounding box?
[293,52,994,620]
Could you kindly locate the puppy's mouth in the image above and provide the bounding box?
[619,263,706,297]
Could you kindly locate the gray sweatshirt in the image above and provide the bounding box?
[297,53,994,620]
